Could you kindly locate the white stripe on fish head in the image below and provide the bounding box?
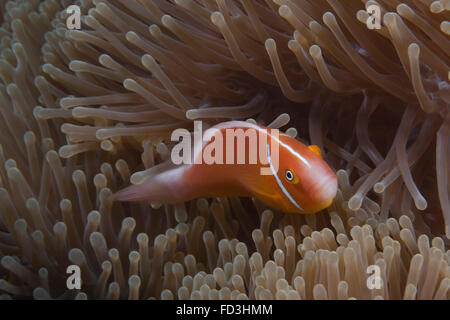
[267,144,304,211]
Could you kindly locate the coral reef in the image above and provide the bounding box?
[0,0,448,299]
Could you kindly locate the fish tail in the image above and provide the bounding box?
[114,166,188,203]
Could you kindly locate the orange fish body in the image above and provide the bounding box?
[115,121,337,214]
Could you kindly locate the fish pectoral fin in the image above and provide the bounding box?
[308,145,322,158]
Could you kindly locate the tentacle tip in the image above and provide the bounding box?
[408,43,420,57]
[210,11,223,25]
[414,198,427,211]
[278,5,290,17]
[348,195,363,211]
[373,183,385,193]
[185,109,197,120]
[336,169,349,178]
[322,11,335,24]
[309,45,321,57]
[265,38,275,49]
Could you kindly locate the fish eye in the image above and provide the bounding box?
[285,169,294,182]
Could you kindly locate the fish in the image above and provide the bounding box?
[114,121,338,214]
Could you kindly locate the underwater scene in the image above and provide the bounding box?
[0,0,448,301]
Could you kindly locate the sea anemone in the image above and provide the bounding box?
[0,0,448,299]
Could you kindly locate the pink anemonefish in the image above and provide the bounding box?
[114,121,338,214]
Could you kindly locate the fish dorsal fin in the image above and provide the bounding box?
[308,145,322,158]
